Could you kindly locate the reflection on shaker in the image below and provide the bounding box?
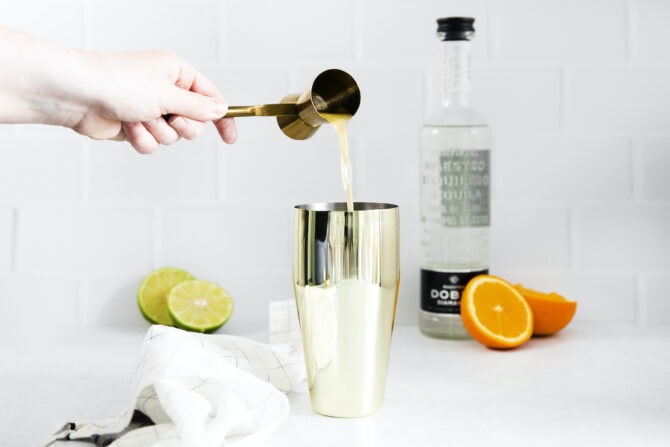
[296,285,337,377]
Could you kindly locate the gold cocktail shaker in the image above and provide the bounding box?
[293,202,400,417]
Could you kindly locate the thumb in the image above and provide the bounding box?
[163,87,228,122]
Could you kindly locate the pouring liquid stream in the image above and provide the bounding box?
[322,113,354,212]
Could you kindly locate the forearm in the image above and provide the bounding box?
[0,25,88,127]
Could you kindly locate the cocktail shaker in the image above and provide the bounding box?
[293,202,400,417]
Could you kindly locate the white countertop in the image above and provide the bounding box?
[1,325,669,446]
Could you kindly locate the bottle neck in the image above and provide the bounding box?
[440,40,472,108]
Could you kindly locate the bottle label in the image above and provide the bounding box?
[440,149,490,227]
[421,269,488,314]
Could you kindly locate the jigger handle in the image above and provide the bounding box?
[224,103,297,118]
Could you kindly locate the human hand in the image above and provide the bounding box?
[69,50,237,154]
[0,26,236,153]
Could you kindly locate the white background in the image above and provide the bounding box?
[0,0,669,341]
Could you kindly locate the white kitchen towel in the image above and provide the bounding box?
[47,300,305,447]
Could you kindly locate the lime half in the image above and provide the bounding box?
[167,279,233,333]
[137,267,195,325]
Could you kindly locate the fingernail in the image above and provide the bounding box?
[212,101,228,117]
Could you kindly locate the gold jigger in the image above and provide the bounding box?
[224,69,361,140]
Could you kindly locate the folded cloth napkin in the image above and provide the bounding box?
[47,300,305,447]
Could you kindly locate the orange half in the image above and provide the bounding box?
[461,275,533,349]
[514,284,577,336]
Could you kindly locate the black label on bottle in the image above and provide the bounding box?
[420,269,489,314]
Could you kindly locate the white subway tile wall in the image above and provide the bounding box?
[0,0,668,340]
[0,208,12,272]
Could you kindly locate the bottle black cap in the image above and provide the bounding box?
[437,17,475,41]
